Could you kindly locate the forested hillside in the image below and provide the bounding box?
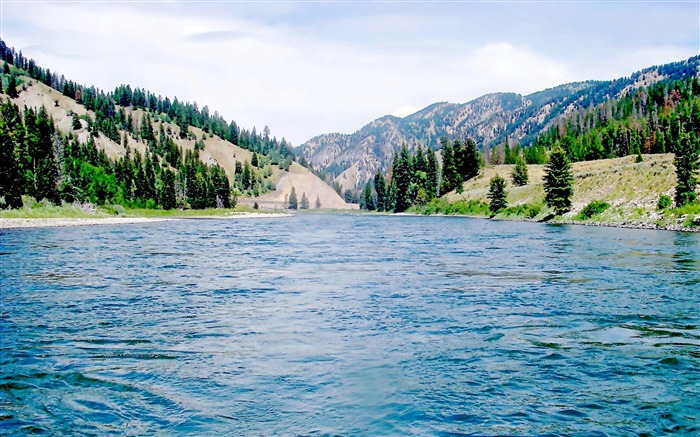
[0,39,351,211]
[362,75,700,218]
[300,56,700,192]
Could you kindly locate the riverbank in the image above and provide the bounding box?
[0,212,292,229]
[429,154,700,233]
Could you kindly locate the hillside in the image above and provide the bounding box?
[438,154,699,230]
[299,56,700,192]
[0,48,353,211]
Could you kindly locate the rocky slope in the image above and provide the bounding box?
[299,56,700,192]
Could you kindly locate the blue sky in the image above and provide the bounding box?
[2,1,698,146]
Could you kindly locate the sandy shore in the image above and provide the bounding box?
[0,212,292,229]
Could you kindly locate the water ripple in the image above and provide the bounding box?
[1,215,699,435]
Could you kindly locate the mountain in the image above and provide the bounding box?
[298,56,700,192]
[0,40,354,211]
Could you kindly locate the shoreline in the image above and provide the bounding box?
[391,211,700,233]
[0,212,292,229]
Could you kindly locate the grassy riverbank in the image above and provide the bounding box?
[412,154,700,232]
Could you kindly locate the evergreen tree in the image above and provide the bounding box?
[458,138,481,181]
[300,192,309,209]
[426,147,439,198]
[160,168,176,209]
[374,170,387,211]
[251,152,259,168]
[315,195,321,209]
[544,147,574,215]
[440,137,458,194]
[361,181,375,210]
[511,159,529,186]
[487,174,507,214]
[288,186,298,210]
[392,145,413,212]
[674,132,699,206]
[0,99,23,208]
[6,75,18,98]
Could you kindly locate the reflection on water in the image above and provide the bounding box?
[1,216,699,435]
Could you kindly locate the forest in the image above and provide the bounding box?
[364,75,700,214]
[0,39,295,210]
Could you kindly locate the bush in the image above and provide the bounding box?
[657,194,672,210]
[501,203,542,219]
[577,200,610,220]
[417,198,490,216]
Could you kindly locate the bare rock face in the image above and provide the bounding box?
[299,56,700,190]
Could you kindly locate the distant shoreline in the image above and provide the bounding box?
[0,212,292,229]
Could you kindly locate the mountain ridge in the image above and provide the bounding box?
[299,56,700,192]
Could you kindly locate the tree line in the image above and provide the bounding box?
[0,99,234,210]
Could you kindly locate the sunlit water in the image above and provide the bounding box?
[1,214,699,436]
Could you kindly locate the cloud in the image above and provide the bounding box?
[392,105,419,118]
[2,2,697,146]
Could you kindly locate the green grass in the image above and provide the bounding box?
[498,202,543,219]
[413,198,490,216]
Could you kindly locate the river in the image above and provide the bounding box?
[1,214,698,435]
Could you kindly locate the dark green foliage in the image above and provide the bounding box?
[288,186,298,210]
[577,200,610,219]
[674,132,699,207]
[440,137,458,194]
[511,159,529,186]
[392,145,413,212]
[417,198,490,216]
[523,144,548,164]
[544,147,574,215]
[635,152,644,163]
[360,181,375,211]
[440,137,481,194]
[0,99,23,208]
[531,76,700,164]
[374,170,388,211]
[6,75,18,98]
[426,147,440,198]
[487,174,507,214]
[300,192,309,210]
[315,195,321,209]
[501,203,542,219]
[657,194,672,210]
[251,152,259,168]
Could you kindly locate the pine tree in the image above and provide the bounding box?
[674,132,699,206]
[440,138,458,194]
[544,146,574,215]
[0,100,23,208]
[392,145,413,212]
[288,186,298,210]
[426,147,439,198]
[361,181,375,210]
[300,192,309,209]
[315,195,321,209]
[6,75,18,98]
[488,174,507,214]
[251,152,259,168]
[511,159,529,186]
[374,170,387,211]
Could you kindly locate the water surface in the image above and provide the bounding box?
[1,215,699,435]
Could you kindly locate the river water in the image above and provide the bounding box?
[1,214,699,435]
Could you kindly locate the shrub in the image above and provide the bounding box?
[577,200,610,220]
[657,194,672,210]
[501,203,542,219]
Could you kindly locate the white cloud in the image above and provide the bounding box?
[2,3,697,146]
[392,105,419,118]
